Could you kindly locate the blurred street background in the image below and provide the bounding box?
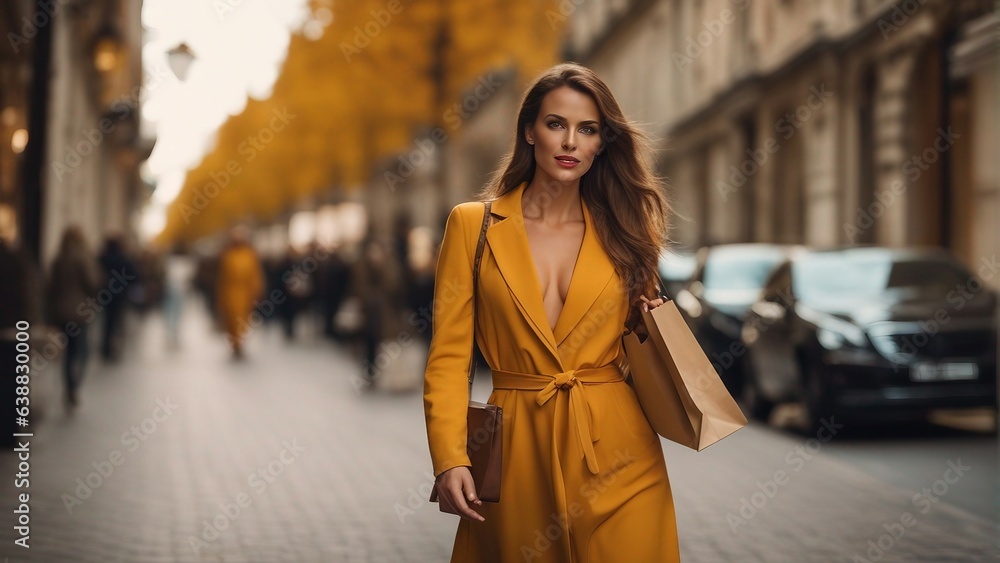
[0,0,997,561]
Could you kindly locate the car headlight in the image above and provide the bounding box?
[676,289,702,318]
[796,303,868,350]
[816,322,868,350]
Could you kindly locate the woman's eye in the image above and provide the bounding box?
[547,121,563,129]
[581,126,596,134]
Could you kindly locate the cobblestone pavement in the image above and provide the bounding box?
[0,303,995,562]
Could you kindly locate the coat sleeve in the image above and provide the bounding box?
[423,203,476,477]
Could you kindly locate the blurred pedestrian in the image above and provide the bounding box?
[163,247,194,348]
[0,236,42,439]
[216,227,264,359]
[352,237,394,385]
[276,244,312,340]
[132,249,165,312]
[406,227,436,347]
[97,233,136,361]
[0,237,41,330]
[194,254,219,323]
[318,244,352,340]
[45,226,100,409]
[302,241,323,337]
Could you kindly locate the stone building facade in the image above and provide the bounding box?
[0,0,148,266]
[563,0,997,284]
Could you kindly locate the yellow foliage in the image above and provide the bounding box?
[158,0,562,244]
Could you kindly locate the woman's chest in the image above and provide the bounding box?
[522,220,586,321]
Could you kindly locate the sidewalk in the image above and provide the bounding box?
[0,301,994,562]
[0,304,455,562]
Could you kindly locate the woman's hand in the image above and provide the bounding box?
[639,294,665,312]
[435,466,486,522]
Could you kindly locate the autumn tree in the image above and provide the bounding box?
[159,0,562,243]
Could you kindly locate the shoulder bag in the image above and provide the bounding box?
[429,201,502,510]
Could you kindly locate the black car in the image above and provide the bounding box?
[740,246,998,432]
[674,243,805,394]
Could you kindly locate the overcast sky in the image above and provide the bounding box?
[139,0,309,238]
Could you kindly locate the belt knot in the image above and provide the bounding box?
[552,370,578,390]
[490,360,627,475]
[536,370,580,406]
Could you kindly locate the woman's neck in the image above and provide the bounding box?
[523,176,583,224]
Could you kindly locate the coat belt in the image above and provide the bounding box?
[490,360,626,475]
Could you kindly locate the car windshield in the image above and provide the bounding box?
[793,253,970,301]
[659,252,697,282]
[703,249,787,290]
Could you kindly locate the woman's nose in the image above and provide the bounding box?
[562,132,576,150]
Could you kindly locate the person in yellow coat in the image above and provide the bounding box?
[216,227,265,358]
[424,63,680,562]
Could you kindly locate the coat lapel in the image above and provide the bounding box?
[486,182,616,365]
[552,195,617,349]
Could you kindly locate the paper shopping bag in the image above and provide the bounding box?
[622,301,747,450]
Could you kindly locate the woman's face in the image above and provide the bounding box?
[526,86,603,185]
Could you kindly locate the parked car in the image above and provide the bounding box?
[674,243,806,394]
[657,249,697,299]
[740,246,998,433]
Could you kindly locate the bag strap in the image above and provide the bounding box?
[468,201,493,392]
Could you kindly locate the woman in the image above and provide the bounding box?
[46,226,100,408]
[216,227,264,358]
[424,63,678,562]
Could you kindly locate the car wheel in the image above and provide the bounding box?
[741,353,775,422]
[800,363,834,435]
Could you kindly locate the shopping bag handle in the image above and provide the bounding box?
[623,269,670,338]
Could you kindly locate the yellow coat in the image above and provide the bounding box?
[216,243,264,343]
[424,182,680,563]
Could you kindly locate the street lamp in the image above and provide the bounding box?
[166,42,196,81]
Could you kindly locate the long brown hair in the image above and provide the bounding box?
[475,62,673,326]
